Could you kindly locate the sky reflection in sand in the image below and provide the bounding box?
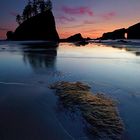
[0,42,140,139]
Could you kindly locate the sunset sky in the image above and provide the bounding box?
[0,0,140,39]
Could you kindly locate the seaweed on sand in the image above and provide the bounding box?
[50,81,124,139]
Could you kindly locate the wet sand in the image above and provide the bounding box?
[0,41,140,139]
[0,84,73,140]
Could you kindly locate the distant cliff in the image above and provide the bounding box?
[127,23,140,39]
[100,22,140,40]
[66,33,84,42]
[7,10,59,41]
[101,28,126,40]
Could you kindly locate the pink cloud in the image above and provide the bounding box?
[64,24,83,28]
[57,16,75,22]
[56,16,75,23]
[61,6,94,16]
[101,12,116,20]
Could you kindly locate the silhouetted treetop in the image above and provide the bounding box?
[16,0,52,24]
[16,15,22,24]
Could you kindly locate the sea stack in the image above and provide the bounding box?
[66,33,84,42]
[127,22,140,39]
[7,0,59,41]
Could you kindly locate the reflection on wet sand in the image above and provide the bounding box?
[125,47,140,56]
[22,44,63,76]
[0,43,74,140]
[111,44,140,56]
[74,41,89,46]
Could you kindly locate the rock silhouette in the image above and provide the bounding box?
[100,22,140,40]
[101,28,126,40]
[7,10,59,41]
[127,22,140,39]
[6,31,14,40]
[66,33,84,42]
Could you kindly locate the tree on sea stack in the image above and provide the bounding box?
[16,0,53,24]
[45,0,52,11]
[38,0,52,12]
[32,0,38,16]
[16,15,22,25]
[22,1,32,20]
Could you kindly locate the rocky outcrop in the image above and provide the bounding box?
[127,22,140,39]
[7,10,59,41]
[101,28,126,40]
[100,22,140,40]
[6,31,14,40]
[66,33,84,42]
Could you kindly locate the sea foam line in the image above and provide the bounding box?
[0,81,32,86]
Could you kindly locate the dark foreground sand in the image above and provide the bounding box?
[0,84,73,140]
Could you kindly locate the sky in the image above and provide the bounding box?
[0,0,140,39]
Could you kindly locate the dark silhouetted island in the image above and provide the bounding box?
[60,33,89,46]
[7,0,59,41]
[66,33,84,42]
[101,28,126,40]
[127,23,140,39]
[100,22,140,40]
[60,33,85,42]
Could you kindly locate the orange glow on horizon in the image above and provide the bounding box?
[57,18,140,39]
[0,31,7,40]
